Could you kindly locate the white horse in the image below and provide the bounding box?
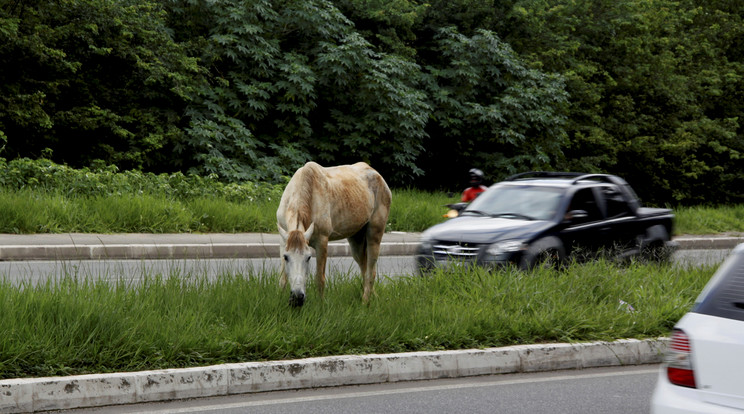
[276,161,392,307]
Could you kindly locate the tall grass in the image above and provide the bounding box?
[0,157,741,234]
[0,189,279,233]
[0,260,713,379]
[1,187,739,235]
[386,188,455,232]
[674,204,744,234]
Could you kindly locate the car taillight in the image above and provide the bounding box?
[666,329,697,388]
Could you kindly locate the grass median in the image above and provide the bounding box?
[0,260,713,379]
[0,187,742,234]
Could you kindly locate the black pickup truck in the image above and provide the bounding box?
[416,172,677,272]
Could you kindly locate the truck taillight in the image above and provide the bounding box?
[666,329,697,388]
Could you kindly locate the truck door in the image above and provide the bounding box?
[598,185,640,254]
[560,187,608,260]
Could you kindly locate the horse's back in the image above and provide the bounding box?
[279,161,391,240]
[325,163,390,207]
[294,161,387,195]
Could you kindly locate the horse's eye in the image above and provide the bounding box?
[283,254,289,262]
[305,256,311,263]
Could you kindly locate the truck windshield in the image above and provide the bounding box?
[465,185,564,221]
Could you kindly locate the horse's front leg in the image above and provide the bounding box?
[314,237,328,298]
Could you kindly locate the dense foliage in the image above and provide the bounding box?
[1,0,742,205]
[501,0,744,204]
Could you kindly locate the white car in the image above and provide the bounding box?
[651,243,744,413]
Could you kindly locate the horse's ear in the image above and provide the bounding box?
[278,222,288,240]
[304,222,314,241]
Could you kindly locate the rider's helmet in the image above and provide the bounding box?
[468,168,484,186]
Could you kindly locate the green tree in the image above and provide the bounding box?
[417,27,569,186]
[330,0,569,188]
[0,0,199,170]
[331,0,428,58]
[503,0,744,204]
[3,0,739,204]
[167,0,431,184]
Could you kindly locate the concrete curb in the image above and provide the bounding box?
[0,232,423,261]
[0,243,278,261]
[0,241,419,261]
[670,236,744,250]
[0,338,669,413]
[0,234,740,261]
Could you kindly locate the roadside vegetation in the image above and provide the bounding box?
[0,259,713,379]
[0,158,742,235]
[2,0,742,383]
[0,158,736,379]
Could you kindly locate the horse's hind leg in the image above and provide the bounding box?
[363,208,388,303]
[348,229,369,299]
[363,232,383,304]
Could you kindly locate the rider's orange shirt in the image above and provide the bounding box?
[461,185,487,202]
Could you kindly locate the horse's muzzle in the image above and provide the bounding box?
[289,292,305,307]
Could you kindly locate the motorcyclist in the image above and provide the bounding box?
[461,168,488,202]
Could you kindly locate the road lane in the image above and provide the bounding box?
[0,249,729,287]
[0,256,414,286]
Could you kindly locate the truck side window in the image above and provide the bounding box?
[603,187,632,218]
[567,188,602,222]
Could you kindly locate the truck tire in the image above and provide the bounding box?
[519,236,566,271]
[643,225,672,262]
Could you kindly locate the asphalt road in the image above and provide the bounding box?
[56,365,660,414]
[0,249,731,286]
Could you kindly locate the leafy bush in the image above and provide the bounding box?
[0,157,284,202]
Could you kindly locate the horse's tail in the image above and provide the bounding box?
[370,169,392,217]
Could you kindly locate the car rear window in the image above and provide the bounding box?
[693,250,744,322]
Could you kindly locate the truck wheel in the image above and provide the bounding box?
[519,237,566,271]
[643,225,672,263]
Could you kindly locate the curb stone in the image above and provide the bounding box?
[0,338,669,413]
[671,236,744,250]
[0,241,419,261]
[0,233,740,261]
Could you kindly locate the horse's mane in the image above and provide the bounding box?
[286,229,307,251]
[291,162,323,231]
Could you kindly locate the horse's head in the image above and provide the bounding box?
[278,222,315,307]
